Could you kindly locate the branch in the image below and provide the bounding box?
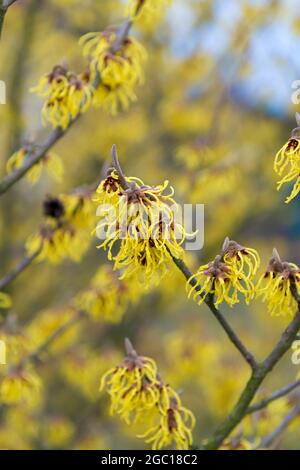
[0,0,18,38]
[204,310,300,449]
[258,403,300,449]
[3,1,18,7]
[0,250,40,290]
[19,309,86,368]
[170,254,258,369]
[247,379,300,414]
[0,126,66,195]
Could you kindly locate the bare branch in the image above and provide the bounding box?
[3,1,18,7]
[258,403,300,449]
[204,310,300,449]
[19,310,86,368]
[247,379,300,414]
[0,250,40,290]
[0,0,18,38]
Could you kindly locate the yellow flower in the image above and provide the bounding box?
[0,367,41,406]
[0,292,12,309]
[274,137,300,203]
[61,346,112,401]
[79,31,146,114]
[140,387,195,450]
[125,0,172,22]
[6,147,64,184]
[43,417,74,448]
[61,189,96,230]
[222,237,260,280]
[95,166,186,288]
[256,248,300,317]
[100,339,160,424]
[26,308,79,354]
[26,196,91,264]
[31,65,93,129]
[188,241,257,308]
[75,265,138,323]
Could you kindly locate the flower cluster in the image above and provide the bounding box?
[95,154,186,288]
[274,136,300,203]
[31,65,93,129]
[188,238,259,307]
[26,191,95,264]
[80,30,146,115]
[256,248,300,317]
[6,146,63,184]
[100,339,195,450]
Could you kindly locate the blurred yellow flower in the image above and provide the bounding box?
[6,148,64,184]
[0,367,41,406]
[31,65,93,129]
[43,417,75,448]
[0,292,12,309]
[80,31,146,114]
[26,196,91,264]
[75,265,138,323]
[125,0,172,22]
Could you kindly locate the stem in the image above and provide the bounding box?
[0,0,17,38]
[0,6,7,38]
[19,310,86,368]
[0,250,39,290]
[258,404,300,449]
[247,379,300,414]
[111,144,129,190]
[204,311,300,449]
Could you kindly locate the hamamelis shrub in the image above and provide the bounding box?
[1,0,300,452]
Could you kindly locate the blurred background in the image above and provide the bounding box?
[0,0,300,449]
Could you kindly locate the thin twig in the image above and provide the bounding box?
[111,144,129,190]
[3,0,18,7]
[0,250,40,290]
[258,403,300,449]
[19,310,86,369]
[0,0,18,38]
[247,379,300,414]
